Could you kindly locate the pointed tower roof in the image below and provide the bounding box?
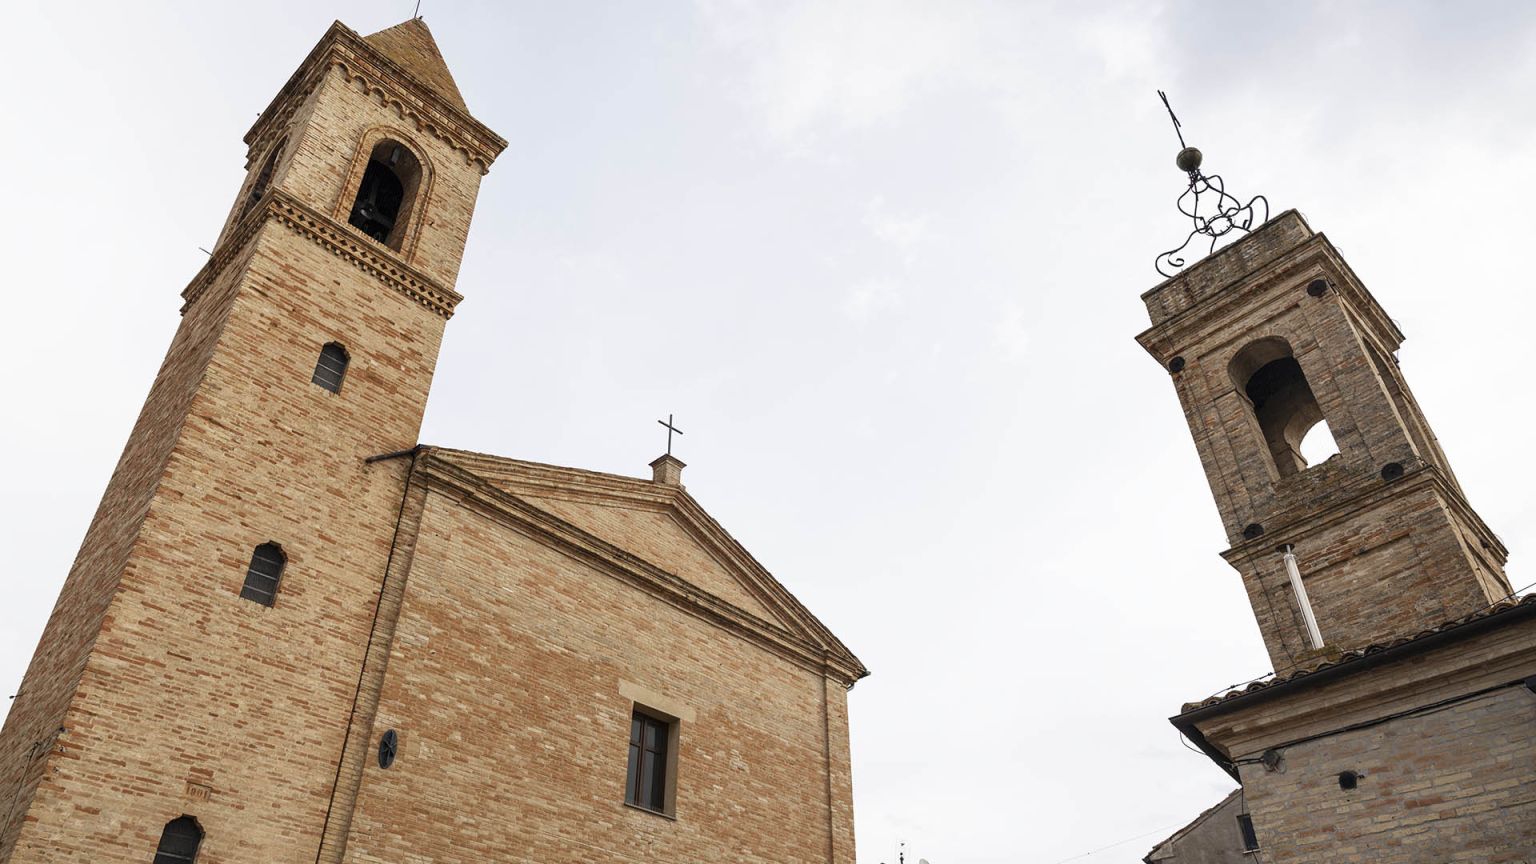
[363,18,469,114]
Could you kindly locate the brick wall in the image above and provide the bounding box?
[335,475,858,864]
[1239,685,1536,862]
[0,236,249,863]
[1188,610,1536,863]
[1224,476,1502,667]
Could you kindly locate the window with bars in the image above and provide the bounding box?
[152,815,202,864]
[625,709,672,814]
[239,543,286,607]
[311,342,349,394]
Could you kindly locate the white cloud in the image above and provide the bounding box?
[700,0,991,148]
[992,301,1032,362]
[842,278,906,322]
[863,195,928,256]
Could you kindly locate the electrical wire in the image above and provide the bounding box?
[1177,728,1206,756]
[1230,677,1524,766]
[1493,578,1536,605]
[1046,820,1184,863]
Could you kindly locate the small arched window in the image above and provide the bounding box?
[239,137,286,221]
[347,140,421,248]
[153,815,203,864]
[1230,338,1336,476]
[311,342,350,394]
[240,542,286,607]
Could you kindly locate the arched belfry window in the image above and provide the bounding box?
[240,136,286,221]
[1230,338,1337,476]
[311,342,349,393]
[240,542,286,607]
[153,815,203,864]
[348,139,421,249]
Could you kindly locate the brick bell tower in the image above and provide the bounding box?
[1137,208,1511,671]
[0,19,503,863]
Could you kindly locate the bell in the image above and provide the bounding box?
[1176,146,1203,173]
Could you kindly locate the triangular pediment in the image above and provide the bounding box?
[429,448,864,678]
[523,494,783,622]
[363,19,470,114]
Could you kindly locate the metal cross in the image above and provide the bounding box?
[657,414,683,455]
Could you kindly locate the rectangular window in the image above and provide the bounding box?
[625,710,671,814]
[1237,813,1260,852]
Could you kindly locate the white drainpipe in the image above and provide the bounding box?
[1281,544,1325,651]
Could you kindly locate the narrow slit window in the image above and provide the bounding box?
[311,342,349,393]
[625,710,671,814]
[153,815,203,864]
[1236,813,1260,852]
[240,542,286,607]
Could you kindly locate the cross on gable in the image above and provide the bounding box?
[657,414,683,456]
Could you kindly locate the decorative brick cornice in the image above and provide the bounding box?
[181,190,461,319]
[244,21,506,174]
[1220,464,1507,567]
[1135,213,1404,378]
[432,448,870,666]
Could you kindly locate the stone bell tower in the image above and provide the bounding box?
[0,19,503,863]
[1137,209,1510,670]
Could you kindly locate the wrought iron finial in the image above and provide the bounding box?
[1153,90,1269,278]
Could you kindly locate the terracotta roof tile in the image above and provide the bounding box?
[1182,592,1536,712]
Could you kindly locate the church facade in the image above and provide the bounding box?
[0,19,865,864]
[1138,211,1536,861]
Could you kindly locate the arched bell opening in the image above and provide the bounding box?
[347,139,422,250]
[1230,338,1337,477]
[239,136,286,222]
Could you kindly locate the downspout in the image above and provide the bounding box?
[1280,544,1325,651]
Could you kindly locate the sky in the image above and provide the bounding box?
[4,1,1536,861]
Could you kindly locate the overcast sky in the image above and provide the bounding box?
[5,2,1536,862]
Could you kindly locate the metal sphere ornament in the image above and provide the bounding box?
[1175,146,1203,173]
